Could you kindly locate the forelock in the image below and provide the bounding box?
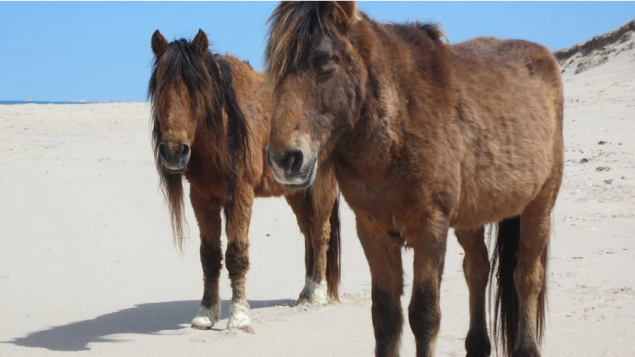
[264,2,335,87]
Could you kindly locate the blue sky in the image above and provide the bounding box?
[1,1,634,102]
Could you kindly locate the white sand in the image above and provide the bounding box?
[1,30,634,357]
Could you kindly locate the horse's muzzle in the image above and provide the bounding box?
[159,142,191,174]
[267,146,317,190]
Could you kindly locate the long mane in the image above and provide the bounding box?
[147,39,250,249]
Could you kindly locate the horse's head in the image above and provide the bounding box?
[264,2,366,189]
[149,29,224,175]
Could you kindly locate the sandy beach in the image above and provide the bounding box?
[1,22,634,357]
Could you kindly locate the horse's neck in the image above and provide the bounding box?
[336,31,406,181]
[336,21,455,183]
[187,103,229,187]
[186,134,227,192]
[336,96,400,183]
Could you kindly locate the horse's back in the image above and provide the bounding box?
[451,37,562,93]
[448,37,564,229]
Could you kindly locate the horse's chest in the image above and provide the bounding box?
[343,183,390,209]
[185,169,226,199]
[338,172,399,226]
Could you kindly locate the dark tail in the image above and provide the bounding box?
[326,191,341,302]
[491,216,521,357]
[491,216,548,357]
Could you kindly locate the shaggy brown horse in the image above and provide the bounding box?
[148,29,341,333]
[264,2,563,357]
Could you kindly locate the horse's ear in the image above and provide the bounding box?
[192,29,209,59]
[332,1,359,28]
[151,30,168,56]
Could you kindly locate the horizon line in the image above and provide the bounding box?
[0,99,148,104]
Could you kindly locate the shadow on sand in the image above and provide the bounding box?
[3,299,294,352]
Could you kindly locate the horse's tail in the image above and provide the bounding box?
[326,191,341,302]
[491,216,548,356]
[491,216,520,357]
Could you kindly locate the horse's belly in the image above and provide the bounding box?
[450,163,551,229]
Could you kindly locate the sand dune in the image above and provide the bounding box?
[1,21,634,356]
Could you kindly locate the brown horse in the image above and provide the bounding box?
[264,2,563,357]
[147,29,341,333]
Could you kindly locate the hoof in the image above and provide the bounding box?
[191,317,212,330]
[240,325,256,334]
[465,329,491,357]
[297,275,311,302]
[191,304,220,330]
[227,301,253,332]
[296,295,310,306]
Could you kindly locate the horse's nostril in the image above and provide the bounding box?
[158,143,168,159]
[159,143,189,160]
[282,149,304,175]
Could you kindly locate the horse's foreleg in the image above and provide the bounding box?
[190,191,223,329]
[407,213,448,357]
[456,227,491,357]
[225,185,255,333]
[358,220,404,357]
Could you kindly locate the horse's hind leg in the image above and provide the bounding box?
[225,184,255,333]
[286,163,338,305]
[286,191,335,305]
[189,191,223,329]
[358,220,404,357]
[286,192,315,304]
[301,236,316,303]
[514,178,560,356]
[456,227,491,357]
[307,165,338,305]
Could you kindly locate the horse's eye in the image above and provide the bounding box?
[319,66,336,77]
